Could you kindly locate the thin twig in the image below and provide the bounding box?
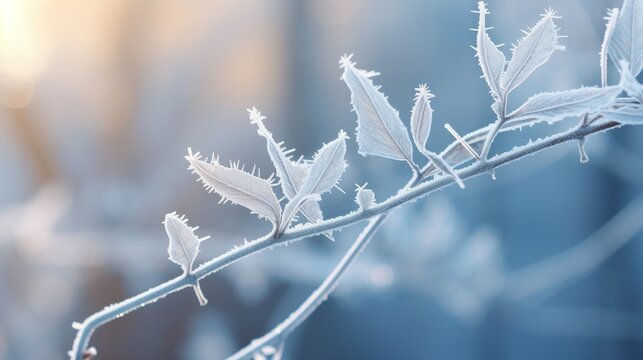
[69,118,624,359]
[228,172,423,359]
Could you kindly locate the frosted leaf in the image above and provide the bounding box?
[500,9,564,94]
[299,131,348,196]
[475,2,506,100]
[601,9,620,87]
[410,84,435,158]
[618,61,643,101]
[248,107,306,199]
[609,0,643,76]
[340,54,415,165]
[508,86,622,124]
[278,131,347,234]
[164,212,210,273]
[299,196,333,240]
[186,149,282,227]
[425,151,465,189]
[300,199,325,225]
[601,104,643,124]
[279,193,321,235]
[247,107,330,238]
[355,183,376,211]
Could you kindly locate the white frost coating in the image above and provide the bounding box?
[444,123,481,160]
[69,3,641,358]
[354,183,376,210]
[249,107,307,199]
[424,151,465,189]
[299,131,348,196]
[618,61,643,101]
[500,9,564,94]
[508,86,622,123]
[164,212,210,273]
[602,104,643,124]
[340,54,415,165]
[278,131,348,235]
[601,9,620,87]
[410,84,435,158]
[279,193,322,235]
[186,149,282,227]
[476,2,506,100]
[609,0,643,76]
[248,107,330,238]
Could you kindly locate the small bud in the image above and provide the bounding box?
[355,183,376,211]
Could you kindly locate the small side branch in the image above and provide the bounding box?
[69,119,624,359]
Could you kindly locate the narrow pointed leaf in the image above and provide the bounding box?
[296,170,332,239]
[601,8,620,87]
[164,212,209,273]
[300,199,328,229]
[278,131,347,235]
[476,1,506,99]
[410,84,435,158]
[508,86,621,124]
[500,10,564,94]
[609,0,643,76]
[618,60,643,101]
[299,131,348,196]
[186,150,282,226]
[248,107,307,199]
[340,55,415,163]
[279,193,321,235]
[248,108,331,238]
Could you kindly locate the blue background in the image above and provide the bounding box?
[0,0,641,359]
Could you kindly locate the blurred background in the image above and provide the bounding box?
[1,0,643,359]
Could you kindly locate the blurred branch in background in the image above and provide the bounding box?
[517,306,643,340]
[1,0,641,359]
[501,195,643,304]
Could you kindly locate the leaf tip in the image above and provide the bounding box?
[542,7,561,20]
[339,53,355,69]
[476,1,489,15]
[414,83,434,100]
[337,129,350,140]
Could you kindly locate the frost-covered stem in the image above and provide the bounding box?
[70,275,193,359]
[229,174,422,360]
[229,217,386,359]
[479,99,506,162]
[193,281,208,306]
[69,119,623,359]
[576,114,591,163]
[480,118,502,159]
[408,161,421,178]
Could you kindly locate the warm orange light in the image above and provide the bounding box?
[0,0,51,108]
